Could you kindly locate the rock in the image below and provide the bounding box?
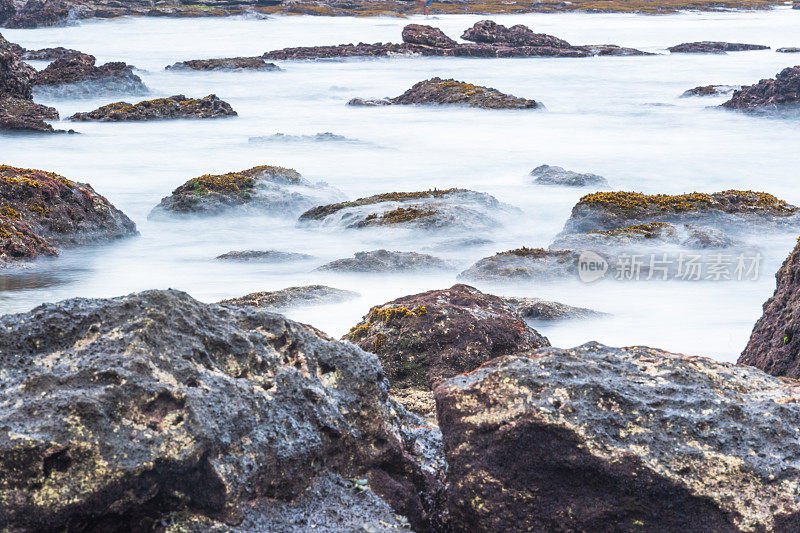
[263,42,410,61]
[573,44,653,56]
[401,24,457,48]
[388,77,540,109]
[298,188,515,233]
[777,47,800,53]
[459,247,580,282]
[69,94,237,121]
[316,249,450,273]
[502,296,607,320]
[249,132,361,143]
[166,57,281,71]
[215,249,314,262]
[668,41,770,53]
[0,0,15,24]
[550,221,738,251]
[0,165,137,263]
[0,96,59,132]
[33,52,148,97]
[461,20,571,48]
[721,66,800,110]
[681,224,739,249]
[344,284,549,417]
[4,0,73,28]
[529,164,608,187]
[1,33,35,100]
[740,238,800,378]
[680,84,740,97]
[347,97,392,106]
[560,190,799,235]
[0,289,444,531]
[434,342,800,532]
[151,164,345,217]
[21,46,83,60]
[219,285,359,309]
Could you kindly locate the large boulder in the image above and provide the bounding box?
[459,247,580,282]
[4,0,74,28]
[0,289,445,531]
[387,77,540,109]
[435,342,800,532]
[722,66,800,110]
[315,249,450,273]
[33,52,147,97]
[740,237,800,378]
[166,57,281,71]
[0,96,59,132]
[529,164,608,187]
[668,41,769,53]
[151,165,345,217]
[401,24,457,48]
[69,94,237,121]
[461,20,571,48]
[219,285,358,309]
[0,164,136,263]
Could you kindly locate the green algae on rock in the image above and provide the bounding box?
[68,94,237,121]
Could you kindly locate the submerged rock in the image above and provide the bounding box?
[549,221,737,250]
[0,164,136,263]
[33,52,147,98]
[219,285,358,309]
[502,296,607,320]
[435,342,800,532]
[721,66,800,110]
[740,238,800,378]
[316,249,450,273]
[529,164,608,187]
[347,97,392,106]
[459,247,580,281]
[384,77,541,110]
[0,289,444,531]
[344,284,548,416]
[215,249,314,262]
[69,94,237,121]
[680,84,740,97]
[21,46,83,60]
[249,132,360,143]
[151,165,345,217]
[166,57,281,71]
[668,41,769,53]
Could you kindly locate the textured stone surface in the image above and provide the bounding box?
[388,77,540,109]
[401,24,457,48]
[502,296,608,320]
[219,285,359,309]
[316,249,450,273]
[69,94,237,121]
[681,84,740,97]
[461,19,571,48]
[529,164,608,187]
[21,46,83,60]
[215,250,314,262]
[668,41,769,53]
[33,52,147,97]
[459,247,580,281]
[722,66,800,110]
[435,342,800,532]
[166,57,281,71]
[0,96,59,132]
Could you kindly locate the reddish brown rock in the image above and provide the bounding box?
[0,33,35,99]
[401,24,456,48]
[69,94,236,121]
[461,19,571,48]
[0,96,59,132]
[388,77,540,109]
[722,66,800,110]
[33,52,146,96]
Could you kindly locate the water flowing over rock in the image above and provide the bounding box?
[316,249,450,272]
[459,247,581,281]
[502,296,608,320]
[0,289,445,531]
[435,342,800,532]
[668,41,770,53]
[549,221,738,250]
[721,66,800,110]
[215,249,314,262]
[166,57,281,71]
[151,165,345,217]
[0,165,137,263]
[219,285,359,309]
[33,52,147,98]
[680,84,740,97]
[69,94,237,121]
[529,164,609,187]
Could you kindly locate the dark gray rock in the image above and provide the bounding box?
[777,47,800,53]
[680,84,740,97]
[166,57,281,71]
[219,285,359,309]
[502,296,608,320]
[215,250,314,262]
[668,41,769,53]
[529,164,609,187]
[316,250,451,273]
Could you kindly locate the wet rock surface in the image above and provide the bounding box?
[0,165,136,263]
[401,23,456,48]
[215,249,314,262]
[740,238,800,378]
[152,165,345,217]
[166,57,281,71]
[219,285,359,309]
[461,19,571,48]
[459,247,580,281]
[681,84,740,97]
[502,296,608,320]
[33,52,147,98]
[435,342,800,532]
[529,164,609,187]
[387,77,540,109]
[668,41,770,53]
[69,94,237,121]
[721,66,800,110]
[0,289,445,531]
[316,249,451,273]
[21,46,83,60]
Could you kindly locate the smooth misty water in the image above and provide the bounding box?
[2,9,800,360]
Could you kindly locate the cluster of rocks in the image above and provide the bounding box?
[263,20,651,61]
[69,94,237,121]
[32,51,147,98]
[722,65,800,110]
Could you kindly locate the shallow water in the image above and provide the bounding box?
[2,8,800,361]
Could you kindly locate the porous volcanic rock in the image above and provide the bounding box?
[388,77,540,109]
[0,95,59,132]
[215,249,314,262]
[0,164,136,262]
[33,52,147,97]
[721,66,800,110]
[435,342,800,532]
[344,284,549,417]
[560,190,799,235]
[668,41,769,53]
[21,46,83,60]
[69,94,237,121]
[502,296,607,320]
[219,285,359,309]
[151,165,345,217]
[0,33,35,99]
[459,247,580,281]
[740,238,800,378]
[401,24,456,48]
[529,164,608,187]
[461,19,571,48]
[166,57,281,71]
[0,289,445,531]
[680,84,740,97]
[299,188,515,233]
[316,249,450,273]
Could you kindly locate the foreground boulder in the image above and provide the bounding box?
[459,247,580,281]
[316,249,450,273]
[345,284,549,416]
[151,165,345,217]
[722,66,800,110]
[0,164,136,263]
[680,84,740,97]
[33,52,147,97]
[668,41,769,53]
[740,237,800,378]
[0,289,444,531]
[69,94,236,121]
[219,285,359,309]
[166,57,281,71]
[529,164,608,187]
